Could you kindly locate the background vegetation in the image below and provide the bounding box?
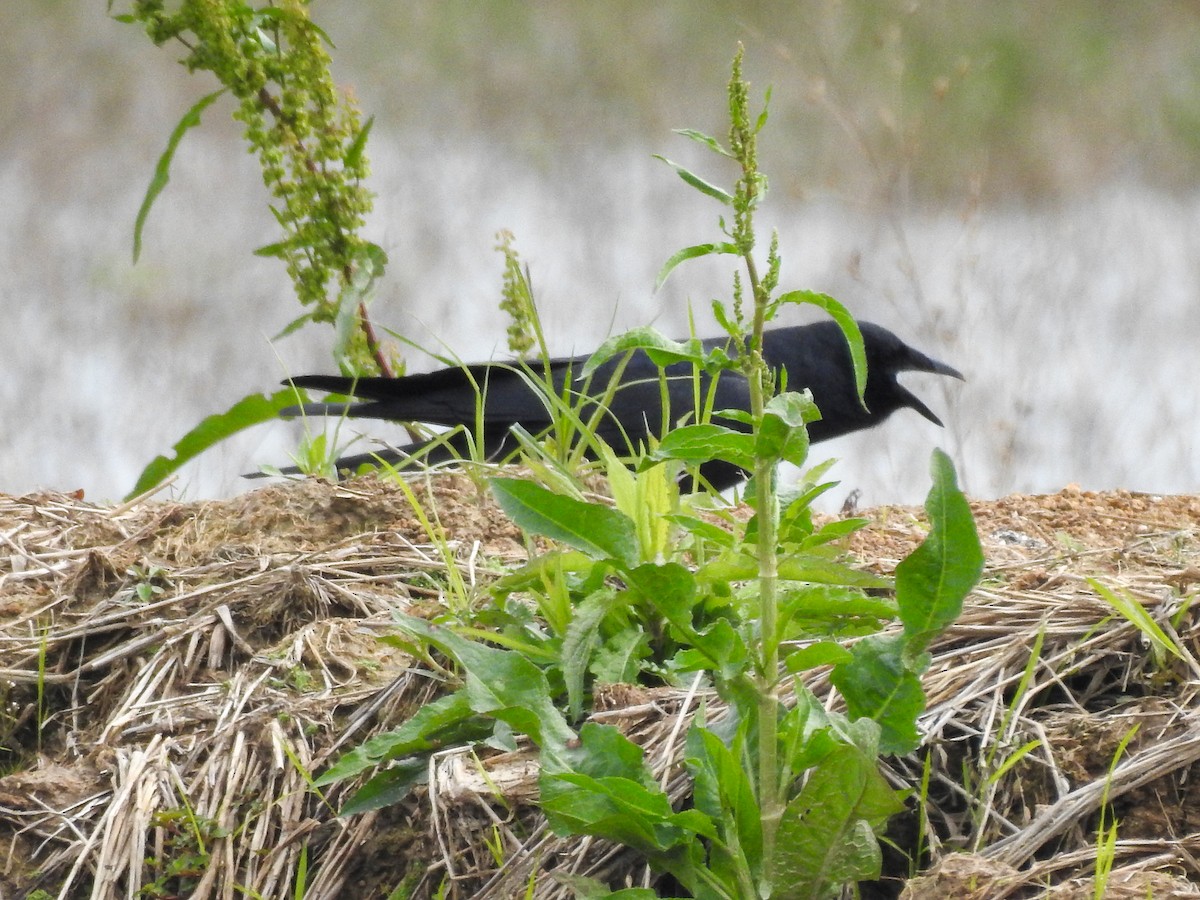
[2,1,1199,502]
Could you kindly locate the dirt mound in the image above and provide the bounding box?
[2,478,1199,898]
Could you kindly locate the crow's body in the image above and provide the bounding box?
[270,321,962,490]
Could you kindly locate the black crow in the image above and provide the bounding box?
[265,320,962,490]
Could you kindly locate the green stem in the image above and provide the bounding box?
[744,253,782,890]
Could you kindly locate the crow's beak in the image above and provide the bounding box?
[899,385,945,427]
[906,349,964,382]
[899,350,963,427]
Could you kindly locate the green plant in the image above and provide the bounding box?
[1089,578,1184,670]
[318,47,982,898]
[141,807,228,898]
[1093,725,1138,899]
[112,0,392,498]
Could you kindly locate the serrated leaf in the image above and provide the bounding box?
[126,387,300,500]
[133,88,226,263]
[491,478,639,567]
[562,588,622,719]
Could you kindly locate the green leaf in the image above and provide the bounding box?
[652,154,735,204]
[1089,578,1182,665]
[332,242,388,369]
[698,553,891,589]
[337,759,427,817]
[393,613,576,754]
[779,585,898,642]
[652,424,755,471]
[591,628,651,684]
[541,725,718,864]
[663,514,737,550]
[344,114,375,169]
[829,633,925,754]
[686,724,762,875]
[133,88,226,263]
[624,562,704,639]
[253,239,291,259]
[272,310,317,341]
[777,292,867,405]
[773,741,906,899]
[554,876,665,900]
[491,478,639,567]
[783,641,854,674]
[655,242,740,291]
[316,691,478,785]
[757,391,818,466]
[673,127,733,158]
[126,387,300,500]
[582,328,705,376]
[562,588,622,719]
[895,449,983,651]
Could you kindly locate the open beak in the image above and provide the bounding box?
[900,350,964,427]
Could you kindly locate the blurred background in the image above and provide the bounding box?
[3,1,1198,508]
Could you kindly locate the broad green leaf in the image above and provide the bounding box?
[492,478,639,567]
[779,585,898,631]
[652,424,755,471]
[757,392,818,466]
[829,633,924,754]
[655,242,740,291]
[126,387,300,500]
[316,691,476,785]
[591,628,651,684]
[133,88,226,263]
[773,741,906,898]
[783,641,854,674]
[895,449,983,651]
[671,619,749,682]
[393,613,575,753]
[582,327,705,376]
[625,562,697,627]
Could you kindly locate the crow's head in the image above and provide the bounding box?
[859,321,964,427]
